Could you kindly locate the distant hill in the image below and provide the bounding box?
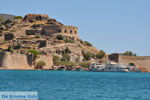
[0,14,15,20]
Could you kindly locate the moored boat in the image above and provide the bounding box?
[89,63,140,72]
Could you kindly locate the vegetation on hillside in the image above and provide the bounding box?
[64,47,71,54]
[123,51,137,56]
[27,49,39,62]
[56,35,64,40]
[79,62,90,68]
[35,61,46,69]
[28,49,39,56]
[53,55,75,66]
[96,50,106,59]
[80,40,93,46]
[82,51,95,61]
[14,16,23,19]
[128,62,135,66]
[0,17,4,22]
[83,41,92,46]
[56,35,74,43]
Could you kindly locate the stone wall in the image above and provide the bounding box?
[118,55,150,72]
[0,52,33,69]
[26,30,42,35]
[108,54,150,72]
[0,52,53,70]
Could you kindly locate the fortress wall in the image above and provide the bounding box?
[0,51,5,67]
[0,52,53,70]
[0,52,33,69]
[118,55,150,72]
[108,54,150,72]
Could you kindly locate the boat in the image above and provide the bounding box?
[89,63,140,72]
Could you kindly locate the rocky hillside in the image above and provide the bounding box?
[0,14,15,21]
[0,14,150,72]
[0,14,102,70]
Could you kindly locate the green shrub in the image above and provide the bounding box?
[83,41,92,46]
[35,61,46,69]
[14,16,23,19]
[96,50,105,59]
[32,24,41,28]
[128,62,135,66]
[64,39,74,43]
[0,17,4,22]
[53,55,60,65]
[64,47,71,54]
[27,49,39,58]
[82,52,95,61]
[123,51,137,56]
[14,45,21,49]
[79,62,90,68]
[56,35,64,40]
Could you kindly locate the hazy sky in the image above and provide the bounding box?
[0,0,150,56]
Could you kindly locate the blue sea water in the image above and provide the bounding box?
[0,70,150,100]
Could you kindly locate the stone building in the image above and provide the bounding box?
[22,14,79,38]
[43,25,78,37]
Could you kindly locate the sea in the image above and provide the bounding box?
[0,70,150,100]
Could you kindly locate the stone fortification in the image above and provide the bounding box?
[108,53,150,72]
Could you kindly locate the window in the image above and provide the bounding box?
[75,31,77,34]
[64,30,67,33]
[58,30,61,33]
[70,30,72,33]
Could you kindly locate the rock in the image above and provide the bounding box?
[23,14,49,21]
[0,14,15,21]
[47,18,63,26]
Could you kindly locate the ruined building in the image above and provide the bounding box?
[24,14,79,38]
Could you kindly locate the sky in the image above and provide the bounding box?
[0,0,150,56]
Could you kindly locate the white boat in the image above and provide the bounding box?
[89,63,140,72]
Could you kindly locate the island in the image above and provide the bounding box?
[0,14,150,72]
